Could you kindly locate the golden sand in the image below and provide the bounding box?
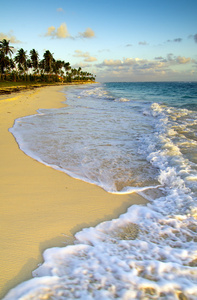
[0,85,147,298]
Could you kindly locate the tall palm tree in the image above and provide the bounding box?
[0,39,14,74]
[43,50,53,73]
[15,48,28,73]
[0,39,14,57]
[30,49,39,72]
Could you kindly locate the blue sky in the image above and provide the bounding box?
[1,0,197,81]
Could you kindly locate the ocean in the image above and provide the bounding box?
[5,82,197,299]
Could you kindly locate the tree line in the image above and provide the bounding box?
[0,39,96,83]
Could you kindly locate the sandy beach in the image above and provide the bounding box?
[0,85,148,298]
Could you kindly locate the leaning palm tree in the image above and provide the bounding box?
[0,39,14,57]
[15,48,28,74]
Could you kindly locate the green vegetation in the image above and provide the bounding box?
[0,39,96,85]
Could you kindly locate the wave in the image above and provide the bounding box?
[4,204,197,299]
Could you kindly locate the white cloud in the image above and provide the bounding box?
[74,50,90,58]
[73,50,97,63]
[44,24,95,40]
[79,28,95,38]
[45,26,56,37]
[100,58,148,68]
[124,58,145,65]
[45,23,70,38]
[0,31,21,43]
[103,59,122,66]
[84,57,97,62]
[95,54,195,81]
[176,56,191,64]
[56,23,70,38]
[72,62,91,68]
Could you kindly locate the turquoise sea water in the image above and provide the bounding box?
[5,82,197,299]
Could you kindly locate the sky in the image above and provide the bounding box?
[1,0,197,82]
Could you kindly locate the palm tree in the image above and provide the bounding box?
[64,62,71,72]
[9,58,15,70]
[15,48,28,73]
[30,49,39,72]
[43,50,53,73]
[0,39,14,57]
[70,68,78,80]
[0,52,10,74]
[53,60,64,75]
[0,39,14,75]
[77,67,82,79]
[38,59,44,74]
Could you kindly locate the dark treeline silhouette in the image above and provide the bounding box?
[0,39,96,83]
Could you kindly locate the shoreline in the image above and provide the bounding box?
[0,85,148,298]
[0,81,96,95]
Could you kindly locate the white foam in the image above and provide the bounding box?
[9,85,159,194]
[4,205,197,299]
[116,97,130,102]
